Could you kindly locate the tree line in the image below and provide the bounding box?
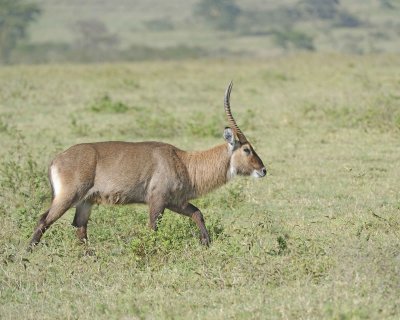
[1,0,398,64]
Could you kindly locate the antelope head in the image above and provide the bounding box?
[223,82,266,179]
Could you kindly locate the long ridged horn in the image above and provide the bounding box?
[224,81,248,144]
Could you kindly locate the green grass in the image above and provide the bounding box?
[0,54,400,319]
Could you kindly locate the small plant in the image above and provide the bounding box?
[267,234,289,256]
[90,95,129,113]
[277,235,288,255]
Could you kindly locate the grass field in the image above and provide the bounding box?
[0,54,400,319]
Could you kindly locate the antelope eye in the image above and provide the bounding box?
[243,148,251,155]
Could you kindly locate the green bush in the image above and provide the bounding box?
[273,28,315,51]
[90,95,129,113]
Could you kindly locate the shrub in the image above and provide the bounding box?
[90,95,129,113]
[273,28,315,51]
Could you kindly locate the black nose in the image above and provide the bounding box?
[262,167,267,176]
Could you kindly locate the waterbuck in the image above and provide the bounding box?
[29,82,266,248]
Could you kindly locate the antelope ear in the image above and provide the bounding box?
[223,127,235,146]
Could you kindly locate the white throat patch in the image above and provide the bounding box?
[227,164,237,180]
[226,144,237,180]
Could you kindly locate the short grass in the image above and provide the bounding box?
[0,54,400,319]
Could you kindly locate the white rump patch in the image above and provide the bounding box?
[51,165,62,197]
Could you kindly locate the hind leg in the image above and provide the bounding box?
[29,209,50,248]
[29,195,75,248]
[72,201,92,243]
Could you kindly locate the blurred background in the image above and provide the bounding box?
[1,0,400,65]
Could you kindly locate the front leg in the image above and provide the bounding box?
[168,203,210,246]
